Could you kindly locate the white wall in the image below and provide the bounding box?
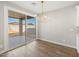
[0,4,4,50]
[38,6,77,48]
[0,2,36,16]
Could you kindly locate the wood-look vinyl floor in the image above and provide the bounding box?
[0,39,79,57]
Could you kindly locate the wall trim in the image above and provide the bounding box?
[39,38,76,49]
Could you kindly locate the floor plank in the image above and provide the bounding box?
[0,39,79,57]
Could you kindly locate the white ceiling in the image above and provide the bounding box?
[10,1,79,14]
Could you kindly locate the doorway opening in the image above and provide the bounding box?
[8,10,36,49]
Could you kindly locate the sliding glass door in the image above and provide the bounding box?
[26,17,36,44]
[8,10,36,49]
[8,17,26,49]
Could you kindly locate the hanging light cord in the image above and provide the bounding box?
[41,1,44,16]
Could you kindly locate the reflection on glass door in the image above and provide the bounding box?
[8,10,36,49]
[8,17,25,49]
[26,17,36,44]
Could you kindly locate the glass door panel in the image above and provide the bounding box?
[8,17,25,49]
[26,17,36,44]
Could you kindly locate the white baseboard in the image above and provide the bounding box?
[39,38,76,49]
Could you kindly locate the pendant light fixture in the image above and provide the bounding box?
[41,1,44,16]
[41,1,47,22]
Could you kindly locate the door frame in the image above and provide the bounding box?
[0,6,37,54]
[76,6,79,53]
